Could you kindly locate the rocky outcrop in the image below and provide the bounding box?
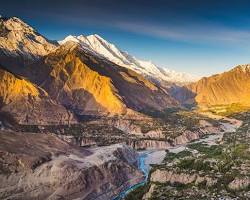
[127,139,171,150]
[172,119,222,146]
[143,184,157,200]
[228,177,250,191]
[173,130,202,145]
[0,67,76,125]
[144,169,218,199]
[109,118,165,138]
[0,131,143,200]
[111,119,142,135]
[150,169,217,186]
[57,135,98,147]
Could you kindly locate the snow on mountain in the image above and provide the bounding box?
[59,34,198,84]
[0,16,57,61]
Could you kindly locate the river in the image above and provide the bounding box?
[113,150,166,200]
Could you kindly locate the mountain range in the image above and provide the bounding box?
[0,16,250,125]
[59,34,198,84]
[0,16,179,124]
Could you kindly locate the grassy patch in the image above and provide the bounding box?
[177,158,212,172]
[164,150,192,162]
[205,103,250,116]
[125,184,150,200]
[187,142,223,158]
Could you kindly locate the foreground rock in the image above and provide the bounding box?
[0,131,143,200]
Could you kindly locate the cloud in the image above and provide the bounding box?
[113,21,250,45]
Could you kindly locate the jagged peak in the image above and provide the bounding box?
[59,33,197,84]
[60,35,80,44]
[0,16,57,62]
[87,34,105,41]
[56,40,82,53]
[2,16,33,31]
[226,64,250,74]
[85,34,118,51]
[235,64,250,70]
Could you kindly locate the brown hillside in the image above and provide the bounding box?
[0,66,76,125]
[180,64,250,107]
[27,42,178,115]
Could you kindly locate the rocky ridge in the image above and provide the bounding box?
[0,131,143,200]
[60,34,197,84]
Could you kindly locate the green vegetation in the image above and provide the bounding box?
[187,143,223,157]
[203,103,250,116]
[177,158,212,172]
[164,150,192,162]
[141,112,250,199]
[143,108,200,132]
[125,184,150,200]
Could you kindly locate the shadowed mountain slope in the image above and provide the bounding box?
[27,41,178,115]
[0,65,76,125]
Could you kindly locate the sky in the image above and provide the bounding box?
[1,0,250,77]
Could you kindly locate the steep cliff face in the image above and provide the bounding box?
[173,64,250,108]
[0,67,76,125]
[27,42,178,115]
[0,131,143,200]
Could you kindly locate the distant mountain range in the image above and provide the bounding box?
[0,16,250,125]
[173,64,250,108]
[60,34,198,84]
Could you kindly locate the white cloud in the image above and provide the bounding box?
[113,21,250,45]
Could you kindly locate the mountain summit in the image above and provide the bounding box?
[0,16,57,59]
[172,64,250,109]
[60,34,198,84]
[0,16,57,74]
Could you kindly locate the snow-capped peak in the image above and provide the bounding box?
[0,16,57,61]
[60,34,198,84]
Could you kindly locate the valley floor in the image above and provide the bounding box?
[126,112,250,200]
[0,110,244,200]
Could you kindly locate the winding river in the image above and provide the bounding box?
[113,150,166,200]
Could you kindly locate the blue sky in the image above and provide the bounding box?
[1,0,250,77]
